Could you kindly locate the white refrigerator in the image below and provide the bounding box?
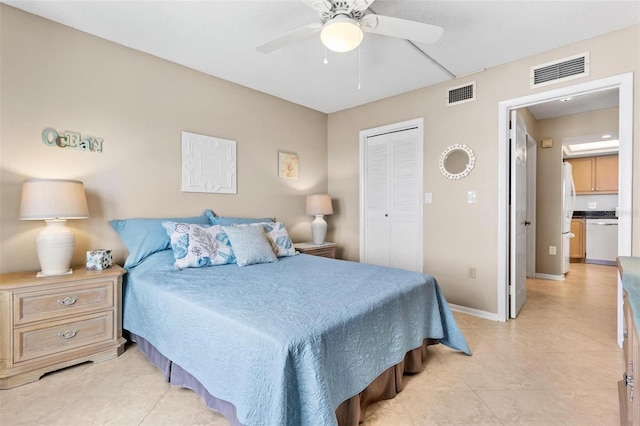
[562,162,576,274]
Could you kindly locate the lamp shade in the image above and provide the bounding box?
[320,16,363,53]
[306,194,333,216]
[19,179,89,220]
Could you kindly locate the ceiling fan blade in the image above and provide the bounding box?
[301,0,332,14]
[361,14,443,44]
[352,0,377,11]
[256,23,322,53]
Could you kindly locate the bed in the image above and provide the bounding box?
[111,212,470,426]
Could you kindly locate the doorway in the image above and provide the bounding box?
[526,132,537,279]
[498,73,633,322]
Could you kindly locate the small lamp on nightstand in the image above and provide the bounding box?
[19,179,89,277]
[306,194,333,245]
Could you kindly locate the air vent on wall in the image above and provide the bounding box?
[530,52,590,88]
[447,81,476,106]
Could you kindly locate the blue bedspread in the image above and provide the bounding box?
[123,250,470,426]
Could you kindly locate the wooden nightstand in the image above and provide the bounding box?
[294,242,337,259]
[0,265,126,389]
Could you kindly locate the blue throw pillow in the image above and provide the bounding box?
[222,225,278,267]
[109,210,213,269]
[239,222,297,257]
[205,209,274,226]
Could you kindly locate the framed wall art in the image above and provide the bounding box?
[278,151,299,180]
[182,131,237,194]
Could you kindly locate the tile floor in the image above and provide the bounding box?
[0,263,622,425]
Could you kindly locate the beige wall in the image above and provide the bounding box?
[328,25,640,314]
[2,5,639,318]
[535,107,619,276]
[0,5,328,273]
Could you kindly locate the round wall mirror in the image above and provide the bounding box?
[439,144,476,180]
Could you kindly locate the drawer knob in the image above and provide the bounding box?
[57,296,78,306]
[624,370,635,399]
[58,329,79,339]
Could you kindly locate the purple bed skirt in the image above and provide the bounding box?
[129,332,243,425]
[129,332,436,425]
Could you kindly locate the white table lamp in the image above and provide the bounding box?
[306,194,333,245]
[19,179,89,276]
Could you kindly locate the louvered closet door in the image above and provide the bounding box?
[363,126,422,272]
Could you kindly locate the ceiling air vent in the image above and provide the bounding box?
[447,81,476,106]
[530,52,590,88]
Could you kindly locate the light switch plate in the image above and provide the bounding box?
[424,192,432,204]
[468,191,477,204]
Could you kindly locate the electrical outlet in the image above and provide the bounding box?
[588,202,597,209]
[467,267,476,279]
[549,246,557,255]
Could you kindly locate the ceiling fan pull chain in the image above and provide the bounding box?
[324,47,328,65]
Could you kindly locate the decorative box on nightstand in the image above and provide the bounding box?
[0,265,126,389]
[294,242,337,259]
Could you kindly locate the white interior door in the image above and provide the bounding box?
[363,136,391,267]
[510,110,527,318]
[388,132,422,272]
[360,119,423,273]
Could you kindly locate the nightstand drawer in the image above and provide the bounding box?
[305,247,336,258]
[14,281,114,325]
[293,242,337,259]
[14,311,114,363]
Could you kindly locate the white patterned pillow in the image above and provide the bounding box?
[251,222,297,257]
[222,225,278,267]
[162,222,235,269]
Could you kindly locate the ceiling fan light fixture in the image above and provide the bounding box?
[320,16,363,53]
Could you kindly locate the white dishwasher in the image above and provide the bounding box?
[585,218,618,265]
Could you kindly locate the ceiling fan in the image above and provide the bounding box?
[257,0,444,54]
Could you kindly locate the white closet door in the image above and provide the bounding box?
[364,135,391,267]
[362,124,422,272]
[389,131,421,272]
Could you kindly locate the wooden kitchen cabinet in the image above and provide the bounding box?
[570,218,585,261]
[595,155,619,192]
[567,155,618,194]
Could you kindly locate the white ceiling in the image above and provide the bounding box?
[526,88,620,120]
[5,0,640,114]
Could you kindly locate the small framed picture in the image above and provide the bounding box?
[278,151,299,179]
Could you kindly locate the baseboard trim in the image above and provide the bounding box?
[449,304,500,322]
[585,259,617,267]
[534,273,565,281]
